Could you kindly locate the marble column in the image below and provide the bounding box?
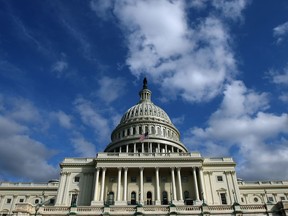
[123,168,128,202]
[193,167,199,200]
[171,168,177,201]
[55,172,67,205]
[117,168,122,201]
[140,167,144,204]
[199,168,206,202]
[177,168,183,201]
[92,168,100,201]
[100,168,106,202]
[155,167,161,205]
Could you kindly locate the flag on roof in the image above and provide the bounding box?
[139,132,149,141]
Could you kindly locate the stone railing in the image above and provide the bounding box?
[13,203,283,215]
[97,152,201,158]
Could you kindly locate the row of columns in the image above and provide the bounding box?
[113,124,179,142]
[113,142,183,153]
[91,166,205,205]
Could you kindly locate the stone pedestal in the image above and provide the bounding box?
[91,200,103,206]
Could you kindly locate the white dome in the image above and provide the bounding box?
[104,78,188,153]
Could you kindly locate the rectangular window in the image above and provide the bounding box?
[280,196,286,200]
[7,198,11,204]
[146,176,152,182]
[19,199,24,203]
[131,176,137,183]
[74,176,80,182]
[217,176,223,182]
[220,193,227,204]
[71,194,78,207]
[49,199,55,204]
[161,176,167,182]
[268,197,274,202]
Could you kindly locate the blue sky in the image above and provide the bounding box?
[0,0,287,182]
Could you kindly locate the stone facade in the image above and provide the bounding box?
[1,79,288,216]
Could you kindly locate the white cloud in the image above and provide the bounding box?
[91,0,248,103]
[183,81,288,180]
[267,66,288,103]
[172,115,185,126]
[51,110,73,129]
[268,66,288,85]
[95,76,126,104]
[52,60,68,78]
[273,21,288,44]
[0,97,58,182]
[71,135,96,157]
[212,0,248,21]
[90,0,114,20]
[74,97,111,142]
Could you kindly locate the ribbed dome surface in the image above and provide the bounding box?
[120,101,172,125]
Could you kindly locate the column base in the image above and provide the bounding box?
[172,200,184,205]
[114,201,127,205]
[155,200,161,205]
[91,201,104,206]
[193,200,203,205]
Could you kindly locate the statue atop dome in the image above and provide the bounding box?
[143,77,148,89]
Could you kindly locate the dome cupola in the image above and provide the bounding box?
[104,78,188,153]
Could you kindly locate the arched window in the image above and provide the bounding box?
[162,191,168,205]
[147,191,152,205]
[131,191,136,205]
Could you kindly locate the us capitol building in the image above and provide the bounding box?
[1,79,288,216]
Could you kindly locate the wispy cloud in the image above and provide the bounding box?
[74,97,111,143]
[91,0,248,103]
[267,65,288,103]
[273,21,288,44]
[95,76,126,104]
[51,110,73,129]
[183,81,288,180]
[52,60,69,78]
[71,135,96,157]
[0,95,58,182]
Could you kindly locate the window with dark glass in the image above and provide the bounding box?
[220,193,227,204]
[131,176,137,182]
[146,176,152,182]
[217,176,223,182]
[74,176,80,182]
[19,199,24,203]
[49,198,55,204]
[7,198,11,204]
[71,194,78,207]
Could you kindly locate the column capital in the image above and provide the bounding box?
[118,167,122,171]
[177,167,181,171]
[102,167,107,172]
[139,167,144,171]
[95,167,100,171]
[170,167,175,171]
[123,167,128,171]
[155,167,159,171]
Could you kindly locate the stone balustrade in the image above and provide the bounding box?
[12,203,285,215]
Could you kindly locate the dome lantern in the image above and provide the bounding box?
[139,77,151,103]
